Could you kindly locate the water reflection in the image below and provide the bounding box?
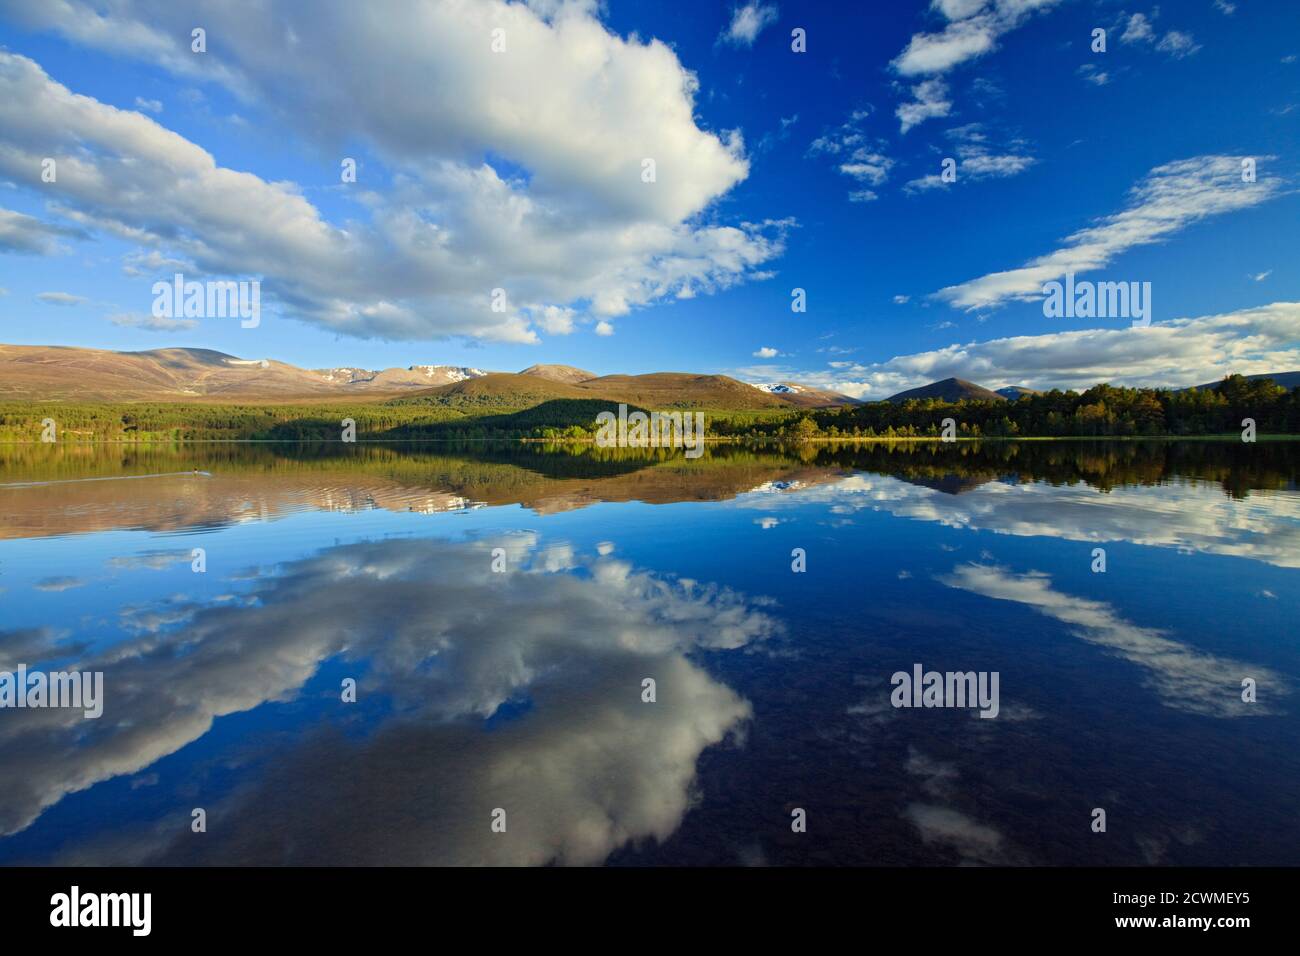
[0,535,778,863]
[1,439,1297,866]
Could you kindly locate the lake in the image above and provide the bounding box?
[1,439,1297,866]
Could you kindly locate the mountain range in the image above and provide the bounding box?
[0,345,860,408]
[2,345,1294,409]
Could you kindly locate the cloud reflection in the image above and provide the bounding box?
[0,535,781,865]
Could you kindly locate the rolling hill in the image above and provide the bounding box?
[886,377,1007,403]
[519,364,595,384]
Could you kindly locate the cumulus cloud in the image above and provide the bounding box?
[0,1,787,342]
[0,535,781,850]
[0,208,83,255]
[721,2,779,47]
[935,156,1283,311]
[753,346,779,358]
[893,0,1062,76]
[765,301,1300,400]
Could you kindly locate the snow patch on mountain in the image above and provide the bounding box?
[411,365,488,381]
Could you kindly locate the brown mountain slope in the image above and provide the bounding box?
[519,364,595,384]
[394,372,791,411]
[0,344,852,409]
[0,345,488,401]
[752,382,860,407]
[576,373,791,409]
[389,373,595,408]
[886,377,1006,403]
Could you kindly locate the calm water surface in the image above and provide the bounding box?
[1,440,1297,865]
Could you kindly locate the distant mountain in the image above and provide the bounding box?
[0,345,492,401]
[395,371,837,411]
[0,344,853,409]
[1180,371,1300,393]
[996,386,1041,400]
[519,364,596,384]
[749,382,860,407]
[886,377,1007,403]
[314,365,488,388]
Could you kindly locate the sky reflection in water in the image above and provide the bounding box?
[0,440,1297,865]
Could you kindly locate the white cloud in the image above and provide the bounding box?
[1214,0,1236,13]
[839,154,894,186]
[905,142,1035,193]
[894,294,911,304]
[808,110,894,202]
[133,96,162,113]
[768,301,1300,400]
[0,2,787,342]
[1252,270,1272,282]
[935,155,1283,311]
[897,78,952,133]
[0,207,83,254]
[109,311,198,332]
[893,0,1062,76]
[721,2,779,47]
[753,346,779,358]
[534,305,576,335]
[594,319,614,336]
[1120,13,1156,44]
[36,291,86,306]
[1157,30,1201,59]
[1077,63,1110,86]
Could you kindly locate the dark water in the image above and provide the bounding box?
[0,440,1297,866]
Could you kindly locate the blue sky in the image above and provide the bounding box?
[0,0,1297,398]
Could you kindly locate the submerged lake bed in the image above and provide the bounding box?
[1,439,1297,866]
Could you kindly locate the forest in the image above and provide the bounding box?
[0,375,1295,442]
